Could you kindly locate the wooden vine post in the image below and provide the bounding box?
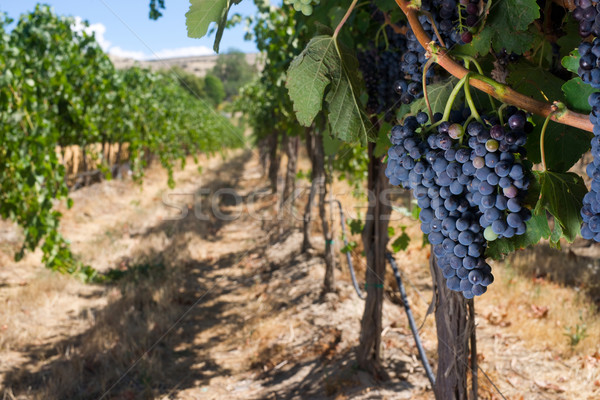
[357,139,392,377]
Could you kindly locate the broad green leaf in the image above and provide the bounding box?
[561,49,580,74]
[286,35,372,143]
[525,118,591,172]
[186,0,244,52]
[410,77,459,115]
[562,77,599,114]
[473,0,540,54]
[534,171,587,242]
[486,213,551,259]
[507,62,591,172]
[323,130,342,156]
[507,62,564,103]
[557,19,581,60]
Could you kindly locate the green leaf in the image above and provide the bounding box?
[341,241,357,254]
[323,126,342,156]
[557,19,582,61]
[562,77,599,114]
[391,226,410,252]
[374,122,392,158]
[349,218,364,235]
[507,61,564,103]
[534,171,587,242]
[474,0,540,54]
[411,77,459,115]
[525,119,591,172]
[506,61,591,172]
[486,213,551,259]
[561,49,580,74]
[186,0,244,52]
[286,35,372,143]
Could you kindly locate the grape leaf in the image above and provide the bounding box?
[525,119,591,172]
[391,226,410,252]
[473,0,540,54]
[557,20,581,61]
[410,77,460,116]
[561,49,580,74]
[486,213,551,259]
[534,171,587,242]
[186,0,244,52]
[374,122,392,158]
[286,35,372,143]
[507,62,591,172]
[562,77,599,114]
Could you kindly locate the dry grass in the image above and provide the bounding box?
[480,259,600,356]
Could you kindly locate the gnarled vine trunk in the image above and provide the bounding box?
[430,255,476,400]
[357,141,391,377]
[281,135,299,212]
[267,132,281,194]
[302,128,316,251]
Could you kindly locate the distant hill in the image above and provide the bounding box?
[109,53,260,77]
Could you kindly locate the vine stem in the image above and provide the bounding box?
[464,74,483,124]
[394,0,593,133]
[422,58,435,120]
[540,103,559,171]
[427,74,468,132]
[333,0,360,39]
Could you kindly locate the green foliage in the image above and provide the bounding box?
[170,66,206,98]
[564,312,588,347]
[486,213,551,259]
[287,35,372,143]
[410,78,460,116]
[349,218,364,235]
[0,6,242,273]
[469,0,540,54]
[391,226,410,253]
[535,171,588,243]
[186,0,245,52]
[204,73,226,106]
[211,50,257,99]
[149,0,166,20]
[562,78,599,114]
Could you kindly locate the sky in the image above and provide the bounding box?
[0,0,260,59]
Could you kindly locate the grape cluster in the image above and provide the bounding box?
[289,0,319,16]
[578,40,600,88]
[572,0,600,38]
[358,25,410,120]
[581,92,600,240]
[385,108,531,298]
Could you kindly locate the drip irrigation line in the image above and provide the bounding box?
[386,252,436,388]
[333,199,366,300]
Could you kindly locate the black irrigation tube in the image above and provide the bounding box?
[334,198,435,387]
[333,199,366,300]
[386,252,436,388]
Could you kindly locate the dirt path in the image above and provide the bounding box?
[1,150,599,399]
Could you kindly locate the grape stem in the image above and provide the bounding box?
[464,74,483,124]
[422,58,435,120]
[426,74,468,133]
[459,55,496,110]
[540,103,559,171]
[333,0,360,39]
[394,0,593,133]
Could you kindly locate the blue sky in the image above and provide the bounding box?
[0,1,260,59]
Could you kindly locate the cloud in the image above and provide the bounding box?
[108,46,147,60]
[72,16,216,61]
[151,46,215,59]
[72,17,111,51]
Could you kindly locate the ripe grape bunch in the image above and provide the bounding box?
[581,92,600,240]
[385,107,532,298]
[289,0,320,16]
